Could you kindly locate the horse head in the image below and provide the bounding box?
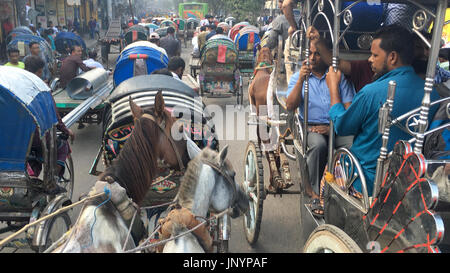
[256,45,273,67]
[181,137,249,218]
[129,91,188,173]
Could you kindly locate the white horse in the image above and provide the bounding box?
[161,138,249,253]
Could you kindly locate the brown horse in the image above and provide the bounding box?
[248,46,291,190]
[48,93,190,252]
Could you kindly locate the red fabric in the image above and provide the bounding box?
[129,54,148,60]
[249,32,254,43]
[349,60,374,93]
[217,45,227,63]
[132,30,137,41]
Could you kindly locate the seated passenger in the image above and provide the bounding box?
[308,25,450,93]
[286,40,355,209]
[24,55,75,195]
[324,25,440,202]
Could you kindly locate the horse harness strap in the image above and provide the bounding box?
[200,158,237,205]
[141,113,185,172]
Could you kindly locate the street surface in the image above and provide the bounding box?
[1,37,303,253]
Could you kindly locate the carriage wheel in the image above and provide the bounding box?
[303,224,363,253]
[59,154,74,200]
[38,211,71,253]
[242,141,265,246]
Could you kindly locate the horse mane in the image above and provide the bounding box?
[100,115,159,205]
[177,148,218,210]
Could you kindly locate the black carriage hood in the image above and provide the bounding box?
[108,74,199,103]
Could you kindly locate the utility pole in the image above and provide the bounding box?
[16,0,28,26]
[129,0,135,19]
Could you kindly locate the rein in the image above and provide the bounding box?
[124,207,231,253]
[253,61,274,76]
[141,113,186,172]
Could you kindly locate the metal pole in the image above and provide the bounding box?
[129,0,134,21]
[327,0,340,171]
[373,81,397,197]
[302,0,311,155]
[414,0,447,154]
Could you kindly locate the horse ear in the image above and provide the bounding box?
[185,132,201,160]
[129,97,143,120]
[155,90,165,117]
[218,145,229,166]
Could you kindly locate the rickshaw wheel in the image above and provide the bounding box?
[303,224,363,253]
[242,141,265,246]
[37,211,71,253]
[59,154,74,200]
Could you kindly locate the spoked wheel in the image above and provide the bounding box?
[38,211,71,253]
[303,224,363,253]
[242,141,265,246]
[59,154,74,200]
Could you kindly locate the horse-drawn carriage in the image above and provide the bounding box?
[242,0,450,253]
[83,74,246,253]
[0,67,73,252]
[197,36,244,105]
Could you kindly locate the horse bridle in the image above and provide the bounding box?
[199,157,237,206]
[141,113,186,172]
[142,113,238,206]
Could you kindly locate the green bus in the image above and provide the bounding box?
[179,2,208,20]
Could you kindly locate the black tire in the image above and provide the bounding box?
[242,141,265,246]
[38,211,71,253]
[60,154,74,200]
[303,224,363,253]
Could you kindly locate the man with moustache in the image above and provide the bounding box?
[285,40,355,210]
[324,25,440,199]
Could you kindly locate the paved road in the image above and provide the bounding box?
[1,38,304,253]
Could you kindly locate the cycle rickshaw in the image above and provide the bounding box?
[123,25,149,47]
[198,36,244,106]
[233,25,261,76]
[113,41,169,87]
[242,0,450,253]
[0,67,73,252]
[186,18,200,39]
[54,31,87,57]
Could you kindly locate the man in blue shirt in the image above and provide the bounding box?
[325,25,440,197]
[286,41,355,202]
